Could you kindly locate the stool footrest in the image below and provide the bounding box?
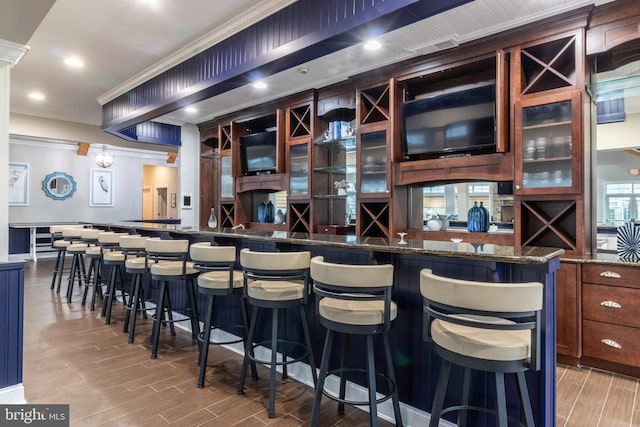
[440,404,525,427]
[197,324,245,347]
[322,367,397,408]
[247,339,310,367]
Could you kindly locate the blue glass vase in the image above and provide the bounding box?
[467,201,489,232]
[258,201,266,223]
[265,201,275,223]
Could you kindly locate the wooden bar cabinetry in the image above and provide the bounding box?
[581,263,640,376]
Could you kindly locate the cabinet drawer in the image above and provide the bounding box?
[316,225,354,235]
[582,264,640,288]
[583,283,640,328]
[583,320,640,368]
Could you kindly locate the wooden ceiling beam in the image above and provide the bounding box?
[77,142,90,156]
[167,152,178,164]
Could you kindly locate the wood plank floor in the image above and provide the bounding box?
[20,257,640,426]
[22,258,395,426]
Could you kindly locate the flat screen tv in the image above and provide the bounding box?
[240,130,277,175]
[401,84,496,160]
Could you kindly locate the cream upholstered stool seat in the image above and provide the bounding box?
[420,269,543,427]
[98,232,130,324]
[146,239,200,359]
[237,248,317,418]
[120,235,156,343]
[309,256,402,427]
[80,229,105,309]
[189,242,256,388]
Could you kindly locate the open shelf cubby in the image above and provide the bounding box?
[219,203,235,228]
[520,35,577,95]
[359,201,390,238]
[289,202,311,233]
[520,199,577,252]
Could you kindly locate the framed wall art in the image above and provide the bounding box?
[90,168,114,207]
[8,162,29,206]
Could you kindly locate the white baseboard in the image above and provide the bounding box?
[185,325,456,427]
[0,384,26,404]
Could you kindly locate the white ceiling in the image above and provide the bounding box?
[4,0,613,131]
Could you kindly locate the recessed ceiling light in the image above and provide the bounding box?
[253,81,267,89]
[185,106,197,113]
[28,92,45,101]
[364,39,382,51]
[64,56,84,68]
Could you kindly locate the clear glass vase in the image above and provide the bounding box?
[208,208,217,228]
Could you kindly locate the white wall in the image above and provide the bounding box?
[1,62,10,261]
[9,138,173,223]
[179,123,200,228]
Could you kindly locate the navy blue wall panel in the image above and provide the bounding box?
[0,260,25,389]
[8,228,29,255]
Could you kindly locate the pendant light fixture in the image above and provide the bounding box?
[95,145,114,168]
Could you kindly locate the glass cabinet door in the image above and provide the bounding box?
[517,92,581,194]
[289,143,309,196]
[220,155,233,198]
[359,130,388,194]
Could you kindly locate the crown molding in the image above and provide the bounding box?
[0,38,29,66]
[97,0,296,105]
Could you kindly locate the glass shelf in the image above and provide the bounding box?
[360,130,387,194]
[314,136,356,150]
[289,143,309,196]
[587,74,640,98]
[520,99,573,190]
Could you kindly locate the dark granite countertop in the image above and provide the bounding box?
[88,221,564,265]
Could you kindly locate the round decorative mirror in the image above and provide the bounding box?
[42,171,77,200]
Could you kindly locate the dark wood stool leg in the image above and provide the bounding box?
[383,331,402,426]
[268,307,279,418]
[237,307,259,395]
[429,359,451,427]
[197,294,215,388]
[150,281,167,359]
[365,335,378,427]
[310,329,333,427]
[237,294,258,380]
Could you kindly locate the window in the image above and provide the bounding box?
[423,186,447,218]
[467,183,490,211]
[605,182,640,225]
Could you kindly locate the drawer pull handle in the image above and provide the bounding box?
[600,271,621,279]
[600,300,622,308]
[601,339,622,349]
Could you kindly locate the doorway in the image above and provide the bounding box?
[156,187,168,218]
[142,165,179,220]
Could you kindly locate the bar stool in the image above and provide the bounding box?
[309,256,402,427]
[237,248,317,418]
[99,232,130,324]
[64,227,90,302]
[420,269,543,427]
[49,225,73,292]
[147,239,200,359]
[80,229,105,310]
[120,235,155,343]
[189,242,257,388]
[51,226,85,293]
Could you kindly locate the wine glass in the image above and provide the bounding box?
[397,232,407,245]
